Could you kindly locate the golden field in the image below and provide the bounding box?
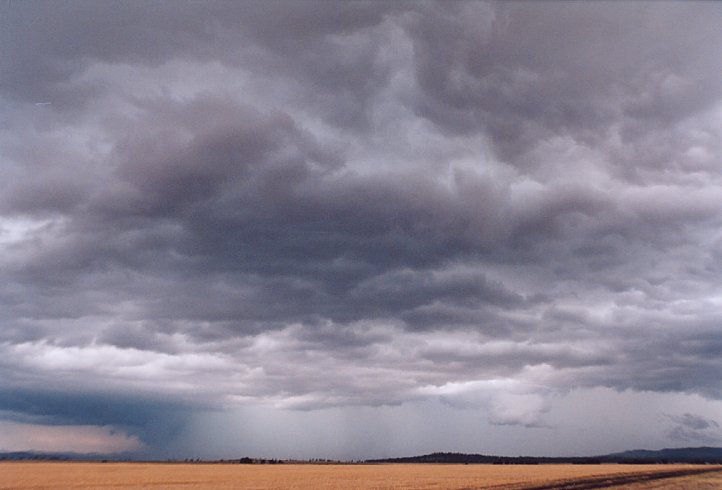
[2,462,721,489]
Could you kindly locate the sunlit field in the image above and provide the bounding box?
[2,462,721,489]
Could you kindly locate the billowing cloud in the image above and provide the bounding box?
[2,1,722,458]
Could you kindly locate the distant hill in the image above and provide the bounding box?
[0,451,73,461]
[603,447,722,464]
[367,447,722,465]
[366,452,599,465]
[0,451,120,461]
[4,446,721,464]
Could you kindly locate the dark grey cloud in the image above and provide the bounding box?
[406,2,722,169]
[2,1,722,457]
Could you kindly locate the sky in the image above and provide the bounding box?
[1,1,722,460]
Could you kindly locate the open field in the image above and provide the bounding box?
[2,462,721,490]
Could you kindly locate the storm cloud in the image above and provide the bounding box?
[1,1,722,458]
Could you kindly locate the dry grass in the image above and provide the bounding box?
[610,469,722,490]
[1,462,720,489]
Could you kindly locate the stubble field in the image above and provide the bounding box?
[2,462,722,490]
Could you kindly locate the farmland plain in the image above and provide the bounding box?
[2,462,721,489]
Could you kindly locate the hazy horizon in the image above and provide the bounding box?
[2,1,722,460]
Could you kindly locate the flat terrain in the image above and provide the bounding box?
[2,462,721,489]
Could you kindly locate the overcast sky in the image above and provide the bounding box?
[2,1,722,460]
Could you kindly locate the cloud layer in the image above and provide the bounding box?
[2,1,722,456]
